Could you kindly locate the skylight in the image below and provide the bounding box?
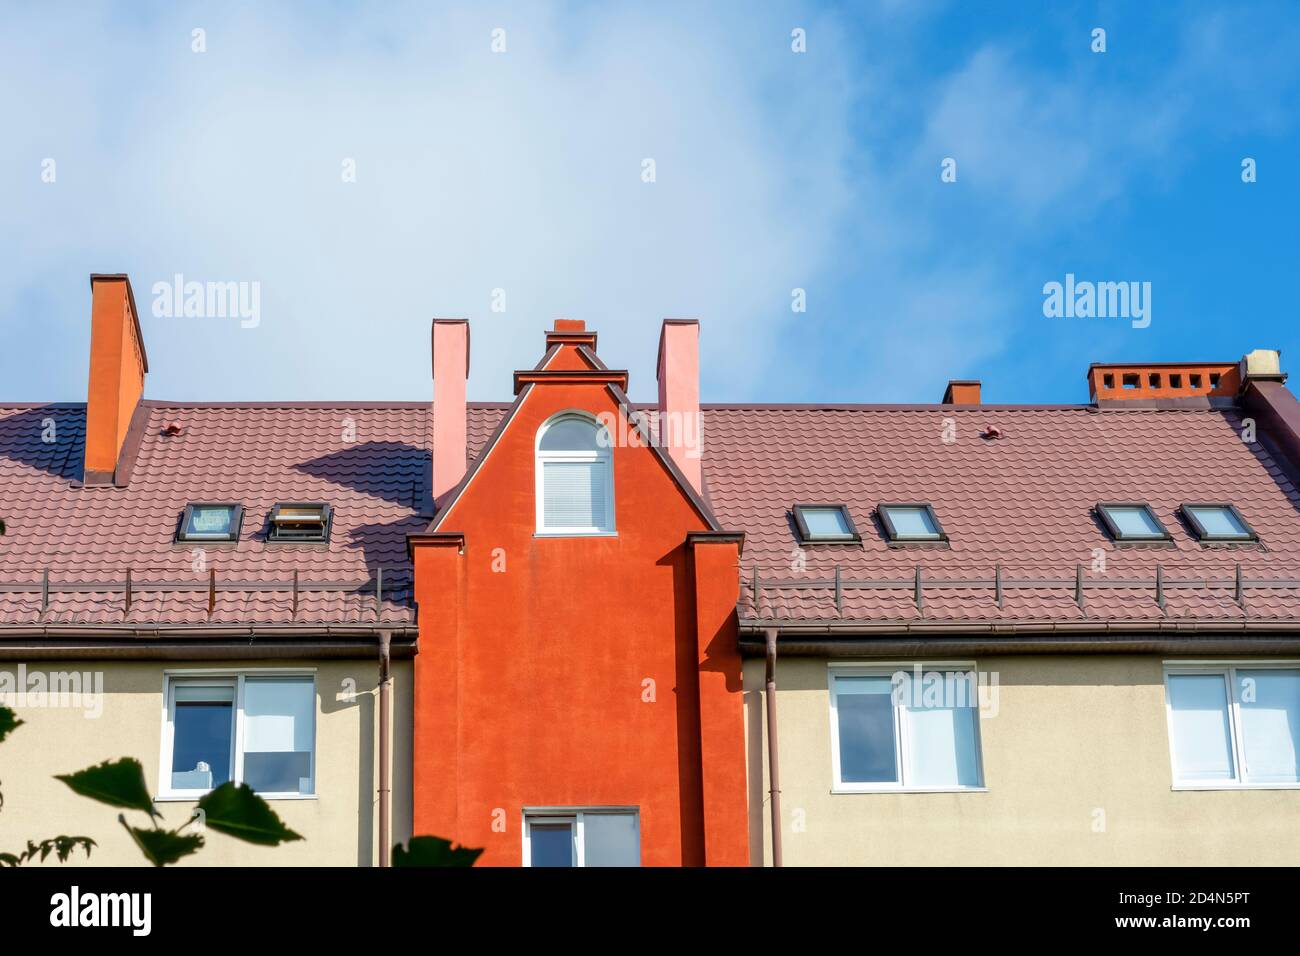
[1181,503,1256,542]
[793,504,860,543]
[1096,503,1170,542]
[268,503,332,543]
[877,503,946,543]
[177,503,242,543]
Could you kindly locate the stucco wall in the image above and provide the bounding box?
[0,659,412,866]
[743,654,1300,866]
[413,366,748,866]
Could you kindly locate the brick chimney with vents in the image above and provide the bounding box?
[1088,361,1241,402]
[942,380,981,404]
[84,274,148,485]
[431,319,470,506]
[657,319,703,494]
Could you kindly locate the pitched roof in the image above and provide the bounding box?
[702,404,1300,626]
[5,393,1300,631]
[0,401,499,629]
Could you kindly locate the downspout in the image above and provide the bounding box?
[378,629,392,868]
[764,626,783,867]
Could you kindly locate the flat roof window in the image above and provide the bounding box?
[268,503,332,543]
[793,504,860,543]
[1180,503,1257,542]
[177,503,242,543]
[1096,503,1170,542]
[877,503,946,542]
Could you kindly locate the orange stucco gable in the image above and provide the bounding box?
[411,340,747,866]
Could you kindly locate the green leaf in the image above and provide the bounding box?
[119,816,202,867]
[196,782,302,846]
[0,706,23,743]
[55,758,159,818]
[392,835,483,867]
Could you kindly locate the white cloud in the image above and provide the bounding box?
[0,2,855,402]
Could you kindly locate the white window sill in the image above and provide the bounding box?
[533,531,618,538]
[831,786,989,795]
[155,793,318,803]
[1171,783,1300,791]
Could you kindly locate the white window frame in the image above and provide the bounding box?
[534,411,616,537]
[828,661,987,794]
[1163,660,1300,790]
[157,668,318,801]
[521,807,640,866]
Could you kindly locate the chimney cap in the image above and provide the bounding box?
[1241,348,1285,383]
[545,319,597,353]
[89,274,148,373]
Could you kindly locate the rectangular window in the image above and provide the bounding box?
[829,666,984,792]
[523,809,640,866]
[540,460,610,532]
[267,503,332,543]
[1096,502,1171,542]
[793,504,860,543]
[1180,503,1257,542]
[877,503,946,543]
[176,503,242,543]
[1165,665,1300,787]
[162,673,316,799]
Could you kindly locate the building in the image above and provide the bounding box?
[3,273,1298,865]
[731,356,1300,865]
[0,276,416,865]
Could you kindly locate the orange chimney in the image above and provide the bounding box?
[431,319,470,506]
[84,274,148,484]
[657,319,703,493]
[1088,362,1240,402]
[942,380,981,404]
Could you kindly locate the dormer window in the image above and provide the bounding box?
[1096,503,1170,543]
[268,503,332,543]
[793,504,860,543]
[1180,503,1257,542]
[535,412,615,536]
[176,503,243,543]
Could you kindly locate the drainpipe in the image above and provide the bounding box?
[764,626,783,867]
[378,629,392,868]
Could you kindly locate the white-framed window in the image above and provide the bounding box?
[522,808,640,866]
[828,663,985,792]
[535,412,615,536]
[159,671,317,800]
[1164,663,1300,788]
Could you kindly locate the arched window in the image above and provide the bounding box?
[535,413,615,535]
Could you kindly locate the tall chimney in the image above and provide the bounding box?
[84,274,148,484]
[657,319,703,493]
[431,319,470,505]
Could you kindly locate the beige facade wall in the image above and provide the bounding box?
[0,658,412,866]
[743,654,1300,866]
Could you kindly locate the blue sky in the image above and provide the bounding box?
[2,1,1297,405]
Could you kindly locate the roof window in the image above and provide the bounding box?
[176,503,242,543]
[268,503,332,543]
[878,503,946,543]
[793,504,860,543]
[1096,503,1170,542]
